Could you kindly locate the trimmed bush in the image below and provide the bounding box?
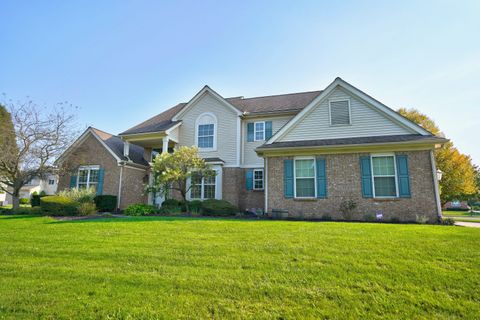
[188,200,203,215]
[77,202,97,216]
[94,195,117,212]
[31,192,41,207]
[19,198,30,205]
[58,188,96,204]
[201,199,238,216]
[39,191,47,197]
[124,204,158,216]
[441,218,456,226]
[40,196,79,216]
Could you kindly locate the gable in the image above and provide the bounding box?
[276,86,418,142]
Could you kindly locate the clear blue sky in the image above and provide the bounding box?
[1,0,479,165]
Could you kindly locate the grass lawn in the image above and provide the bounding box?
[442,210,480,217]
[0,216,479,319]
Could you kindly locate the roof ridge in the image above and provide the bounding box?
[226,90,322,101]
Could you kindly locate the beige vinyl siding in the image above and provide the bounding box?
[177,92,239,165]
[168,126,180,142]
[243,115,293,166]
[279,87,415,142]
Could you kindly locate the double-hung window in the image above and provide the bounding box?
[190,172,216,200]
[294,158,316,198]
[371,155,397,197]
[77,165,100,191]
[198,124,214,148]
[253,169,264,190]
[254,121,265,141]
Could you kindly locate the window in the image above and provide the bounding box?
[48,179,55,185]
[294,158,316,198]
[196,113,217,150]
[77,165,100,191]
[371,155,397,197]
[254,121,265,141]
[329,100,351,125]
[151,148,161,162]
[190,172,216,200]
[198,124,214,148]
[253,169,264,190]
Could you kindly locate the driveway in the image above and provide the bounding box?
[455,221,480,228]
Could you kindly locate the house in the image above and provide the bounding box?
[57,78,447,221]
[3,173,58,205]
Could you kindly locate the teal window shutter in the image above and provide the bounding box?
[96,168,105,195]
[360,156,373,198]
[284,159,294,198]
[69,175,77,189]
[246,169,253,191]
[265,121,273,140]
[316,157,327,198]
[247,123,254,142]
[396,155,411,198]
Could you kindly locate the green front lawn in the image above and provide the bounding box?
[442,210,480,217]
[0,216,478,319]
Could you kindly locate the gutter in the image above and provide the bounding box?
[117,164,124,211]
[430,150,443,220]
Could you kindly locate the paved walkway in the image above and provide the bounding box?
[455,221,480,228]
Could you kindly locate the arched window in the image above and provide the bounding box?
[195,113,217,151]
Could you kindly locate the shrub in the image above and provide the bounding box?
[40,196,79,216]
[389,217,401,223]
[340,199,357,220]
[13,207,42,215]
[321,214,332,221]
[441,218,456,226]
[39,191,47,197]
[415,215,429,224]
[31,193,41,207]
[19,198,30,205]
[201,199,238,216]
[59,188,96,203]
[77,202,97,216]
[94,195,117,212]
[363,213,376,222]
[124,204,158,216]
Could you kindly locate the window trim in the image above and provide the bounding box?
[328,98,352,126]
[195,112,217,151]
[370,153,399,198]
[293,156,317,199]
[189,171,218,200]
[77,165,100,190]
[253,121,266,141]
[253,169,264,190]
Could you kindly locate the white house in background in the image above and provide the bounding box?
[4,174,58,205]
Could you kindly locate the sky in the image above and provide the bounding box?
[1,0,479,165]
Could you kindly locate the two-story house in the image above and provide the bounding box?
[57,78,447,221]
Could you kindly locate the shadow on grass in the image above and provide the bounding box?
[0,214,44,220]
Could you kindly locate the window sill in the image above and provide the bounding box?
[373,197,400,202]
[251,189,264,192]
[293,197,317,202]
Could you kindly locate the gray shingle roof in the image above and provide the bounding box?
[119,91,322,135]
[257,134,447,150]
[92,128,148,166]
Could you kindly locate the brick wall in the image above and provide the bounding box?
[222,167,264,212]
[266,150,439,222]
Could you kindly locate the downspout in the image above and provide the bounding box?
[264,157,268,214]
[117,163,124,211]
[430,150,442,220]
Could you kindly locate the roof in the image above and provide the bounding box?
[91,128,148,166]
[257,134,448,150]
[203,157,224,163]
[119,90,322,135]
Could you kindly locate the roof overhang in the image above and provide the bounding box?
[256,138,448,157]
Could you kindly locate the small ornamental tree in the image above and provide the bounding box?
[149,146,214,211]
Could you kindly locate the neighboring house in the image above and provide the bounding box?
[57,78,447,221]
[4,173,58,205]
[443,201,471,211]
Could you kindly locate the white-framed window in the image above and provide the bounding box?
[190,171,217,200]
[294,157,316,198]
[48,179,55,185]
[195,113,217,151]
[254,121,265,141]
[329,99,351,126]
[77,165,100,191]
[253,169,264,190]
[371,154,398,198]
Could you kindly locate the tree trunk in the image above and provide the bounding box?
[12,191,20,211]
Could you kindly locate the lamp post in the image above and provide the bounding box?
[436,169,443,181]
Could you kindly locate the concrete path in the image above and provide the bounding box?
[455,221,480,228]
[449,216,480,221]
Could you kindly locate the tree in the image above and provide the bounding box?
[150,146,214,211]
[398,108,478,202]
[0,99,78,210]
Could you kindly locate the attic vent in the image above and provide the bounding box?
[329,100,351,125]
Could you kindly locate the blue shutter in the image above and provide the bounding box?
[246,169,253,191]
[360,156,373,198]
[265,121,273,140]
[396,155,411,198]
[69,175,77,189]
[316,157,327,198]
[96,168,104,195]
[247,123,254,142]
[284,159,294,198]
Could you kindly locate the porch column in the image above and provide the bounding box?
[162,137,169,154]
